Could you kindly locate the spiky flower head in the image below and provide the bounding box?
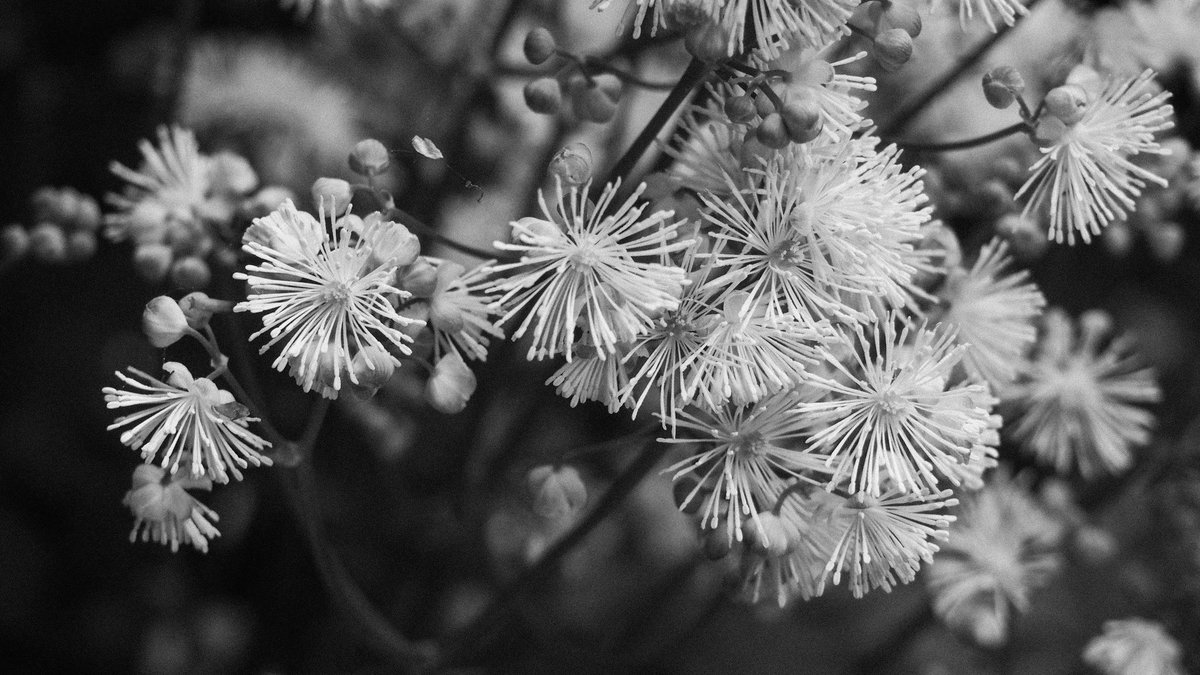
[935,0,1029,32]
[281,0,391,19]
[758,46,876,141]
[488,179,692,362]
[105,126,211,247]
[426,258,503,362]
[800,315,998,496]
[1006,308,1161,478]
[234,199,421,398]
[1016,69,1175,245]
[1083,618,1186,675]
[927,470,1064,647]
[937,238,1046,389]
[124,464,221,553]
[104,362,272,483]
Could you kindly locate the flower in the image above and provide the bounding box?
[234,200,421,398]
[799,316,997,496]
[760,46,876,141]
[1083,618,1186,675]
[488,180,692,362]
[105,126,210,247]
[547,339,632,412]
[1005,309,1161,478]
[926,471,1064,647]
[427,259,503,361]
[104,362,272,483]
[425,350,477,414]
[1016,69,1175,245]
[937,237,1046,389]
[124,464,221,553]
[281,0,391,19]
[936,0,1028,32]
[738,486,842,605]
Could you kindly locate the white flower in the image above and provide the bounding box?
[427,259,503,361]
[488,180,692,362]
[281,0,391,19]
[666,98,751,198]
[1016,69,1175,245]
[235,200,420,398]
[105,126,210,246]
[547,338,632,412]
[927,470,1064,647]
[936,0,1029,32]
[738,485,842,605]
[938,237,1046,389]
[1083,618,1186,675]
[104,362,272,483]
[760,46,876,140]
[799,316,997,496]
[1005,309,1161,478]
[124,464,221,553]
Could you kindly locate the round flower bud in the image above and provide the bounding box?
[755,112,790,149]
[28,222,68,264]
[348,139,391,177]
[0,224,29,264]
[753,91,775,117]
[243,186,295,219]
[133,243,173,283]
[548,142,593,187]
[349,345,396,398]
[683,20,729,63]
[593,73,622,103]
[523,77,563,115]
[745,512,793,558]
[31,187,78,226]
[1073,524,1118,565]
[702,529,732,560]
[65,230,98,262]
[171,256,211,290]
[526,465,587,521]
[1102,220,1134,257]
[724,95,758,123]
[311,177,354,215]
[400,257,439,297]
[1148,221,1186,263]
[143,296,190,348]
[578,85,618,123]
[1044,84,1089,125]
[425,351,477,414]
[982,66,1025,110]
[75,195,102,232]
[872,28,913,72]
[780,99,823,143]
[523,27,556,65]
[178,291,234,330]
[208,151,259,196]
[869,0,922,36]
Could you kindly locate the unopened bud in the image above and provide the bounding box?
[1,224,29,264]
[523,27,556,65]
[28,223,68,264]
[724,94,758,123]
[755,112,790,149]
[1148,221,1186,262]
[593,73,622,103]
[780,100,823,143]
[365,214,420,267]
[982,66,1025,110]
[349,345,396,398]
[869,0,922,37]
[170,256,211,290]
[65,230,98,262]
[133,243,173,283]
[872,28,913,72]
[143,296,189,348]
[75,196,102,232]
[311,177,353,215]
[753,91,775,117]
[1044,84,1089,125]
[683,20,729,62]
[526,465,587,520]
[31,187,79,226]
[548,142,593,187]
[243,186,295,218]
[178,291,234,330]
[578,85,618,123]
[349,138,391,176]
[208,151,259,196]
[523,77,563,115]
[400,257,438,297]
[1102,220,1134,257]
[425,351,477,414]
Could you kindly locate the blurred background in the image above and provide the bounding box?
[2,0,1200,673]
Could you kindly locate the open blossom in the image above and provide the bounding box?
[799,316,997,496]
[124,464,221,553]
[281,0,391,18]
[760,46,876,141]
[1006,309,1161,478]
[235,199,421,398]
[427,259,502,362]
[104,362,272,483]
[937,238,1046,389]
[488,179,692,362]
[1017,69,1175,245]
[105,126,211,246]
[935,0,1028,32]
[1083,618,1187,675]
[546,338,632,412]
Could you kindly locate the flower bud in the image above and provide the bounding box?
[594,73,622,103]
[429,261,467,332]
[548,142,593,187]
[31,187,79,226]
[1102,220,1134,257]
[425,351,476,414]
[982,66,1025,110]
[1044,84,1089,125]
[724,94,758,123]
[171,256,211,290]
[243,186,295,219]
[364,213,420,267]
[683,20,729,62]
[578,85,618,123]
[526,465,587,520]
[745,512,793,558]
[400,257,439,297]
[523,27,556,65]
[348,138,391,176]
[1073,524,1118,565]
[208,151,259,196]
[133,243,173,283]
[780,99,823,143]
[311,177,353,215]
[143,296,190,348]
[870,0,922,36]
[753,91,775,117]
[75,195,102,232]
[523,77,563,115]
[755,112,790,149]
[1034,115,1068,146]
[28,223,68,264]
[1147,221,1186,263]
[178,291,234,330]
[349,345,396,398]
[65,230,98,262]
[872,28,913,72]
[1,224,29,264]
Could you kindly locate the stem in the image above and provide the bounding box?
[599,57,713,195]
[387,205,507,261]
[434,438,669,670]
[878,0,1042,137]
[581,57,676,90]
[890,121,1030,152]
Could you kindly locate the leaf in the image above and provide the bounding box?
[412,136,443,160]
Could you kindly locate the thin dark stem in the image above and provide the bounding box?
[890,121,1030,152]
[878,0,1042,137]
[599,57,713,195]
[433,437,669,670]
[387,205,507,261]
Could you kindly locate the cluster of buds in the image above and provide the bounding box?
[722,75,823,149]
[521,28,623,123]
[1031,66,1105,146]
[2,186,102,267]
[853,0,919,72]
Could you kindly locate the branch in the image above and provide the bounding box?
[888,121,1030,152]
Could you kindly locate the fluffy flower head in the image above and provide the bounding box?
[124,464,221,553]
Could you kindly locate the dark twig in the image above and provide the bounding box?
[889,121,1030,152]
